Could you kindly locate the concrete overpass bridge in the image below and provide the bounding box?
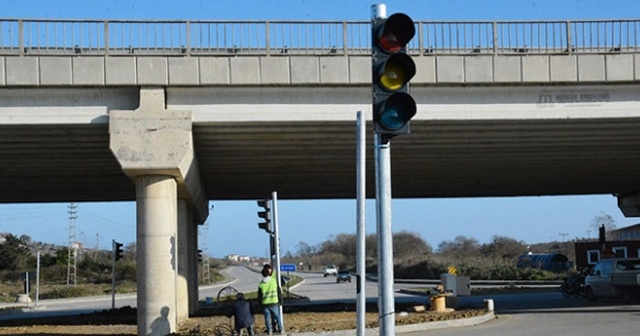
[2,18,640,335]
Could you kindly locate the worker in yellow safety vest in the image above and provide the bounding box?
[257,264,282,335]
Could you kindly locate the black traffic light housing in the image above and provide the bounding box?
[257,199,273,233]
[198,249,203,262]
[372,12,417,140]
[114,241,124,261]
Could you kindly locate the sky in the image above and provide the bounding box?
[1,0,640,258]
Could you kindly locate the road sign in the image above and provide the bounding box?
[280,264,296,272]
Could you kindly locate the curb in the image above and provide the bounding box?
[291,311,495,336]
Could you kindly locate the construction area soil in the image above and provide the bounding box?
[0,302,487,335]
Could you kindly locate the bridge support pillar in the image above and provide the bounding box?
[110,87,209,336]
[135,175,178,335]
[176,199,191,323]
[187,215,199,315]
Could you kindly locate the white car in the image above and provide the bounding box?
[323,264,338,277]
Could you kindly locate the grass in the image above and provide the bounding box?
[0,280,138,303]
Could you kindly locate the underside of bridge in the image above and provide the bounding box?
[1,86,640,203]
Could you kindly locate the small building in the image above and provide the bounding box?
[574,223,640,269]
[609,223,640,241]
[517,252,571,272]
[574,240,640,269]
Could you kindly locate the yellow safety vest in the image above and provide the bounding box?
[259,276,279,305]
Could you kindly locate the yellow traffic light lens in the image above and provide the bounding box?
[380,62,405,91]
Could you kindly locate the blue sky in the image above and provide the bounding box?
[2,0,636,21]
[1,0,640,258]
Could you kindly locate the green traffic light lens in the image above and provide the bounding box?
[377,92,417,131]
[380,108,405,131]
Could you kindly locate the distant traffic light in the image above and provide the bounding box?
[198,249,203,262]
[372,12,417,140]
[257,199,272,233]
[113,241,124,261]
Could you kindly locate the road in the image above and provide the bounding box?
[0,266,425,321]
[407,291,640,336]
[2,265,639,336]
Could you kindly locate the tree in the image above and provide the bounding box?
[437,236,480,260]
[19,234,32,245]
[591,211,617,233]
[480,235,527,260]
[319,233,357,258]
[295,241,317,257]
[0,234,31,271]
[392,231,432,260]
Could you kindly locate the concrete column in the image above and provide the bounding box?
[110,87,209,335]
[176,199,190,323]
[187,217,199,314]
[136,175,178,336]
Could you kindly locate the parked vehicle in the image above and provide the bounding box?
[323,264,338,277]
[584,258,640,302]
[336,270,352,283]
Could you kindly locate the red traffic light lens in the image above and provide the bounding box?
[376,13,415,53]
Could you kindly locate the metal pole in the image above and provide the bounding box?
[111,239,116,310]
[35,251,40,307]
[272,191,285,333]
[356,111,367,336]
[375,133,395,336]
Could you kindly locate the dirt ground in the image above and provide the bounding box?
[0,303,487,335]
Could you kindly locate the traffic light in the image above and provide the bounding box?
[113,241,124,261]
[372,12,417,140]
[598,225,606,243]
[257,199,272,233]
[198,249,203,262]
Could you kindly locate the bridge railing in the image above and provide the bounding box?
[1,19,638,56]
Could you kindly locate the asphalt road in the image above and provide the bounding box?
[406,292,640,336]
[2,265,639,336]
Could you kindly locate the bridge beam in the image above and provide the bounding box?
[109,87,209,335]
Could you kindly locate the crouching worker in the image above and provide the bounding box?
[225,293,254,336]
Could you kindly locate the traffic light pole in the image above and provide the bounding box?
[271,191,285,333]
[111,239,116,309]
[356,111,366,336]
[374,133,395,336]
[370,4,414,336]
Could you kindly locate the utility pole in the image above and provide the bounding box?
[200,205,213,285]
[559,232,568,243]
[67,203,78,286]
